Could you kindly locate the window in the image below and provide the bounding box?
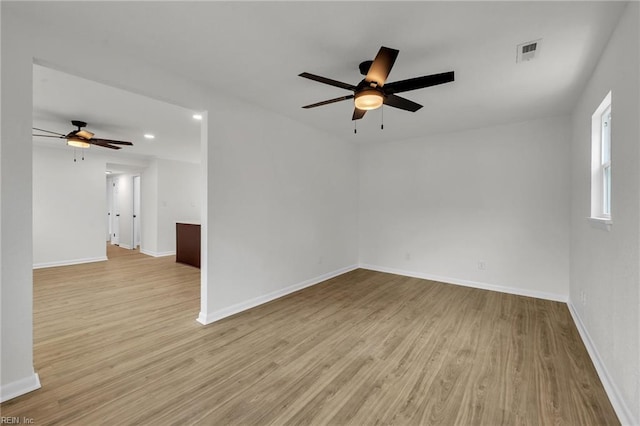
[591,91,612,223]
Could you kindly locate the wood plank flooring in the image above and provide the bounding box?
[1,245,618,425]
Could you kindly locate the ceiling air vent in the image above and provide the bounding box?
[516,39,541,63]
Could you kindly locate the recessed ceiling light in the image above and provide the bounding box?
[193,114,203,120]
[144,134,155,139]
[105,171,112,174]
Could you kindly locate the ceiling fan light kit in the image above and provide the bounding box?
[354,88,384,110]
[66,137,91,149]
[299,46,455,126]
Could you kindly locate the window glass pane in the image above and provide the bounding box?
[603,165,611,215]
[602,107,611,164]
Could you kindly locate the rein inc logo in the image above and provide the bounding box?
[0,418,34,425]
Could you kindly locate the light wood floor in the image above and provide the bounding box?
[1,245,618,425]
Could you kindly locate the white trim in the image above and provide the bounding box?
[140,249,175,258]
[33,256,108,269]
[358,264,568,302]
[567,301,636,426]
[590,91,612,219]
[118,243,133,250]
[588,217,613,231]
[196,264,358,325]
[0,373,41,403]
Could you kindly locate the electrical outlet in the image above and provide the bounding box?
[478,261,486,270]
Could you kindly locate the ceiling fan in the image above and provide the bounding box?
[32,120,134,150]
[299,46,454,121]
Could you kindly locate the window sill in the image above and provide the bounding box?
[588,217,612,231]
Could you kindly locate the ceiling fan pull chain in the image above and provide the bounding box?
[354,120,357,134]
[381,105,384,130]
[73,148,77,163]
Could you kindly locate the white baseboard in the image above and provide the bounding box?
[196,264,358,325]
[0,373,41,403]
[33,256,108,269]
[567,301,636,426]
[140,249,175,258]
[359,264,568,303]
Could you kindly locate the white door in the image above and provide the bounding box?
[133,176,141,249]
[112,177,120,245]
[106,176,113,241]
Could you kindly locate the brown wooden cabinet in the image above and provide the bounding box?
[176,222,200,268]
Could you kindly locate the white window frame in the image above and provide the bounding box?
[590,91,612,228]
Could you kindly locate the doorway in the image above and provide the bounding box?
[28,63,208,404]
[106,170,141,251]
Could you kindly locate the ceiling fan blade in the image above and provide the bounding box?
[299,72,356,91]
[365,46,399,87]
[89,140,122,150]
[302,95,354,109]
[385,71,455,94]
[32,127,65,137]
[384,94,423,112]
[90,138,133,146]
[33,134,65,138]
[352,108,366,121]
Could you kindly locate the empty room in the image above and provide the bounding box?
[1,1,639,425]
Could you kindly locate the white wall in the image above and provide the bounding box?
[157,158,200,254]
[32,146,107,267]
[33,152,197,259]
[1,8,39,401]
[206,105,358,319]
[359,116,571,301]
[31,147,150,267]
[140,160,159,255]
[569,2,639,424]
[141,158,200,256]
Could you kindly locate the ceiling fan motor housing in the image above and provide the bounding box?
[359,60,374,76]
[71,120,87,129]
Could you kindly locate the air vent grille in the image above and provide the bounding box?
[516,39,542,63]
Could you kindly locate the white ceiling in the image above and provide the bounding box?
[22,1,626,150]
[33,65,202,164]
